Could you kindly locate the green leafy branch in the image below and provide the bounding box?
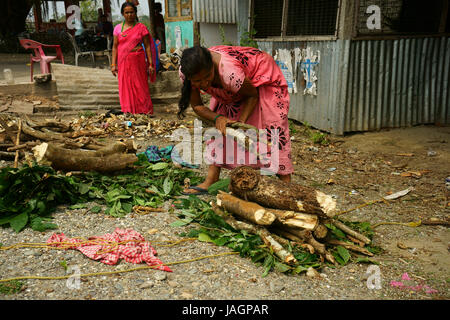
[171,195,321,277]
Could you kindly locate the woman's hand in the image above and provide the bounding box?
[215,115,236,135]
[111,65,118,77]
[148,64,154,74]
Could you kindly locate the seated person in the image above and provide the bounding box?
[96,14,114,50]
[74,19,89,51]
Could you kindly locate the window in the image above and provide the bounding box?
[252,0,340,39]
[356,0,450,36]
[165,0,192,21]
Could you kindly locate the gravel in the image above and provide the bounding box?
[0,111,448,300]
[0,197,446,300]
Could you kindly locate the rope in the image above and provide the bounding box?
[371,220,422,229]
[0,251,239,284]
[335,198,388,217]
[0,238,198,257]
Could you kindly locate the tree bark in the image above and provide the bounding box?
[271,227,337,265]
[21,121,64,142]
[216,192,276,226]
[7,141,41,151]
[313,224,328,239]
[0,116,18,143]
[332,220,371,245]
[229,166,336,218]
[211,202,297,265]
[327,239,374,256]
[13,119,22,168]
[33,142,138,173]
[271,209,319,231]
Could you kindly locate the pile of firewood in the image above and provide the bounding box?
[0,112,192,170]
[0,114,139,172]
[211,166,374,265]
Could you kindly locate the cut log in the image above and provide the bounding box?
[21,120,64,141]
[0,116,18,143]
[33,142,138,172]
[271,209,319,231]
[332,220,371,245]
[14,119,22,168]
[7,141,41,152]
[211,202,297,265]
[313,224,328,239]
[66,129,105,139]
[271,227,337,265]
[216,192,276,226]
[346,235,366,247]
[30,120,70,132]
[326,240,374,256]
[0,151,17,159]
[229,166,336,218]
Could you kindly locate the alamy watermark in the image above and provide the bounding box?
[366,5,382,30]
[65,5,81,31]
[170,119,282,174]
[66,265,81,290]
[365,265,382,290]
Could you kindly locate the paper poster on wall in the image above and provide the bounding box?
[300,47,320,96]
[175,26,182,49]
[274,49,296,94]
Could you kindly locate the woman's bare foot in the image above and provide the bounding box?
[278,174,291,183]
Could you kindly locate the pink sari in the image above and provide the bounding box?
[114,23,157,114]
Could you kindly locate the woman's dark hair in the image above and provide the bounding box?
[178,46,213,118]
[121,2,137,14]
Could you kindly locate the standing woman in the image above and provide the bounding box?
[178,46,294,195]
[111,2,156,114]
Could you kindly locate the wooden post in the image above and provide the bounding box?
[33,0,43,32]
[102,0,112,22]
[148,0,156,37]
[439,0,449,33]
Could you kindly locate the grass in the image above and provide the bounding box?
[302,121,330,145]
[78,111,96,118]
[0,280,24,295]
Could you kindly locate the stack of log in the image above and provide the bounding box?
[211,166,374,265]
[0,114,138,172]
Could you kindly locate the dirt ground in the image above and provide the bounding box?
[1,93,449,300]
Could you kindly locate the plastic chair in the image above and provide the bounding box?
[65,32,94,66]
[19,39,65,82]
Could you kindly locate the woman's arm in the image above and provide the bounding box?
[190,88,234,135]
[236,77,259,123]
[111,35,119,77]
[142,35,154,75]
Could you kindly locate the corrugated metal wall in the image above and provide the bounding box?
[258,40,351,135]
[192,0,237,24]
[259,38,450,135]
[344,37,450,133]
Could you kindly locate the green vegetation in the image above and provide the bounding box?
[207,178,230,195]
[238,23,258,48]
[0,280,24,295]
[80,0,99,22]
[172,195,321,276]
[302,121,330,145]
[0,156,202,232]
[219,24,233,46]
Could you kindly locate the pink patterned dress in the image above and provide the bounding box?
[204,46,293,175]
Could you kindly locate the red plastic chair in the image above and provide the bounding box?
[19,39,65,82]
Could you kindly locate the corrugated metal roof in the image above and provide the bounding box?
[192,0,237,24]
